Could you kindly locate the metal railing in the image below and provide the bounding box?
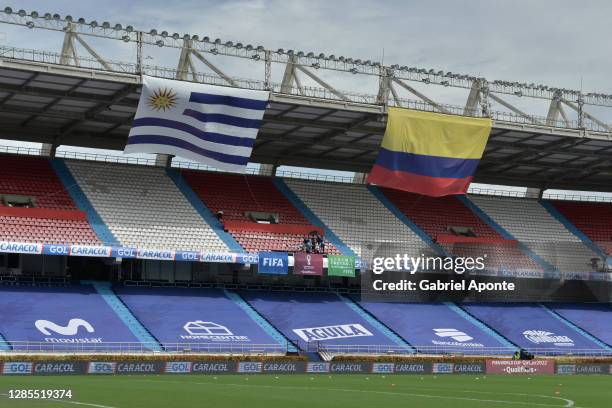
[319,344,612,357]
[1,144,611,200]
[1,341,288,354]
[3,340,609,357]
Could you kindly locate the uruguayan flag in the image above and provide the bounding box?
[124,75,269,172]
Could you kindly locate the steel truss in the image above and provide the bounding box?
[0,7,611,135]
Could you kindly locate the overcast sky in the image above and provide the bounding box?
[2,1,611,193]
[7,0,610,93]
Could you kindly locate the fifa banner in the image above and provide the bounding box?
[293,253,323,276]
[367,108,492,197]
[327,255,356,277]
[124,76,269,172]
[257,252,289,275]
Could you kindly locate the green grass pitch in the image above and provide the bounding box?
[0,374,609,408]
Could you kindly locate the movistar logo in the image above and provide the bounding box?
[35,318,95,336]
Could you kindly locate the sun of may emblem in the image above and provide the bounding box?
[147,87,178,111]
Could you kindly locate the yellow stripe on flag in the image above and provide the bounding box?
[381,108,493,159]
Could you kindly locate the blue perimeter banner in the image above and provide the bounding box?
[0,241,254,264]
[257,252,289,275]
[0,241,608,282]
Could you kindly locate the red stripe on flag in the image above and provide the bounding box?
[367,165,472,197]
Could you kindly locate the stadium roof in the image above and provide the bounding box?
[0,61,611,192]
[0,7,611,192]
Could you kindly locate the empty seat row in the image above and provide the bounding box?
[65,160,229,252]
[469,195,599,272]
[284,179,433,257]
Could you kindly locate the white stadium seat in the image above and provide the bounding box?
[65,160,229,252]
[283,178,434,257]
[469,195,598,272]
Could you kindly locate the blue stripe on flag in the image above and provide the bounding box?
[189,92,267,110]
[132,118,255,147]
[127,135,249,165]
[375,148,481,178]
[182,109,262,129]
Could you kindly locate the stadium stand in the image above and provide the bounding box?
[283,178,434,257]
[178,171,340,254]
[64,160,229,251]
[468,195,599,272]
[547,303,612,347]
[461,303,610,353]
[0,155,101,245]
[549,200,612,255]
[240,290,411,354]
[0,284,144,350]
[114,287,289,352]
[356,301,514,354]
[379,189,542,271]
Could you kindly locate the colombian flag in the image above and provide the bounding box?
[367,108,492,197]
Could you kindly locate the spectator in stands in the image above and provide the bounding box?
[303,237,313,253]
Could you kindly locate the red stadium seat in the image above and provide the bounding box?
[551,200,612,255]
[379,188,543,271]
[180,171,340,254]
[0,156,102,245]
